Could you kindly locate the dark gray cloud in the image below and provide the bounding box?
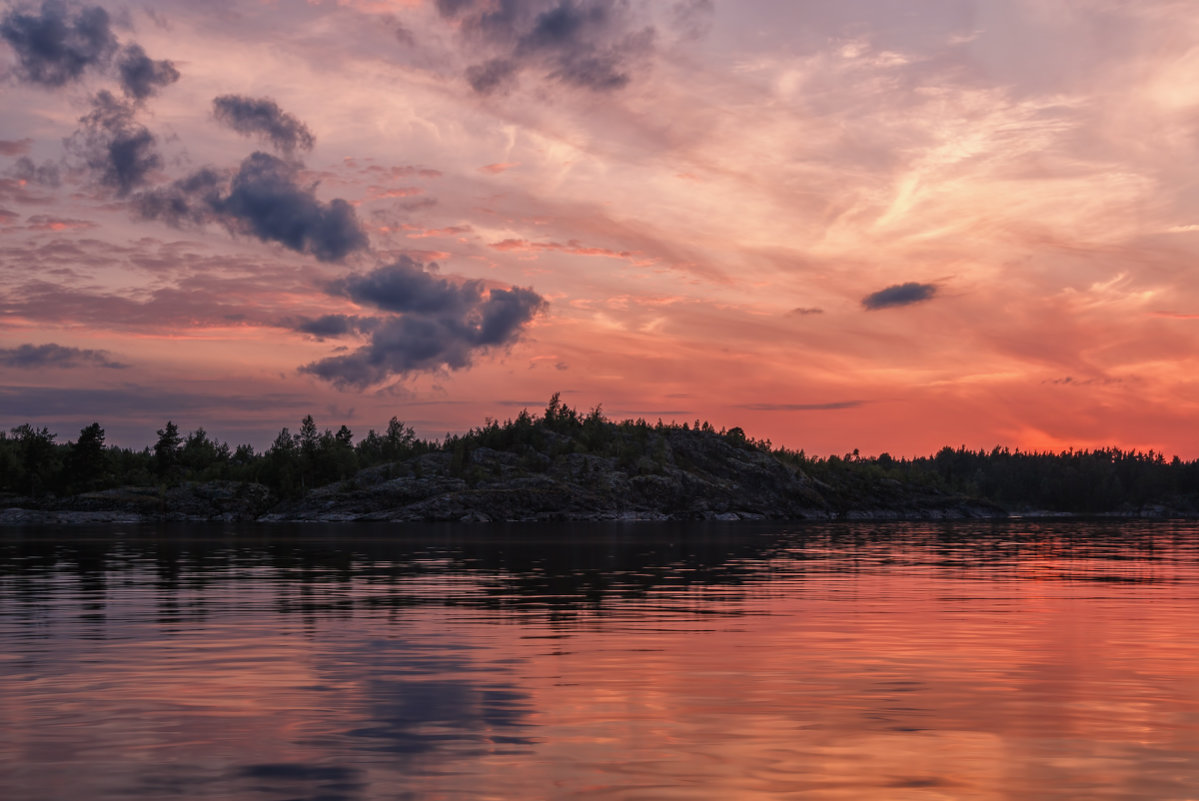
[3,5,177,198]
[473,285,545,343]
[465,57,520,94]
[436,0,475,15]
[287,314,380,339]
[301,258,545,389]
[212,95,315,155]
[0,384,267,418]
[300,289,544,387]
[738,401,865,411]
[10,155,61,186]
[613,408,689,417]
[0,1,116,87]
[1045,376,1125,387]
[134,167,224,225]
[437,0,655,94]
[493,398,553,406]
[393,22,415,46]
[71,90,161,196]
[138,152,368,262]
[861,282,938,310]
[330,256,480,314]
[116,43,179,100]
[788,306,823,316]
[523,1,605,48]
[1,2,179,100]
[0,342,127,369]
[218,152,364,261]
[547,48,633,91]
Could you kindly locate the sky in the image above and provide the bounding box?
[2,0,1199,457]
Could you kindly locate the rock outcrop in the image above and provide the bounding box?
[259,429,1003,523]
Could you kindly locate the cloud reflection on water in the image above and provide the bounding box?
[1,521,1198,799]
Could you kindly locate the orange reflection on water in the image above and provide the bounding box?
[475,569,1199,798]
[2,525,1199,800]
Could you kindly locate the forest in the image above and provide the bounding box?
[2,394,1197,515]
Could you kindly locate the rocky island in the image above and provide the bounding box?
[2,396,1195,524]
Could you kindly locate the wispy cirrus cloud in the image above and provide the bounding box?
[25,214,96,231]
[738,401,865,412]
[488,237,638,260]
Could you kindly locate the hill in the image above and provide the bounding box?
[2,395,1195,524]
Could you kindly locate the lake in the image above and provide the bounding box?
[2,520,1198,800]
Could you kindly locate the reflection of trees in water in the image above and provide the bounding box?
[0,526,557,801]
[0,521,1194,637]
[775,521,1189,585]
[0,522,783,626]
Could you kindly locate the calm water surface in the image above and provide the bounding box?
[2,520,1198,800]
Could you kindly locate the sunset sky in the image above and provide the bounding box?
[3,0,1199,456]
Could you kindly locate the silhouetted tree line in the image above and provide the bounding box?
[778,444,1199,513]
[2,395,1198,513]
[0,414,430,501]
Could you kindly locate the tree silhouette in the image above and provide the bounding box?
[153,421,183,480]
[67,422,108,492]
[9,424,59,497]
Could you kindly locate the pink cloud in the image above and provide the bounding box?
[480,162,519,174]
[489,238,638,260]
[366,185,424,200]
[406,225,472,239]
[0,138,33,156]
[25,215,98,232]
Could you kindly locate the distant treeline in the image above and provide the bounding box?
[784,445,1199,514]
[2,394,1197,513]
